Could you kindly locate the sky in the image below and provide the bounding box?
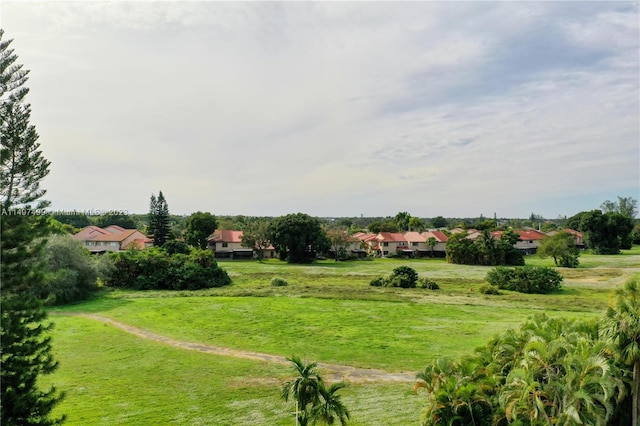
[2,1,639,219]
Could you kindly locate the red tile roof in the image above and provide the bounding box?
[404,231,426,243]
[208,229,244,243]
[377,232,407,242]
[422,230,448,242]
[493,229,547,241]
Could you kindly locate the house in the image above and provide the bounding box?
[207,229,275,259]
[545,228,585,249]
[404,231,428,256]
[351,232,379,257]
[492,228,547,255]
[72,225,152,253]
[420,230,449,257]
[374,232,411,257]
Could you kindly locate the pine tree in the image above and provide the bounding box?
[0,29,65,425]
[147,190,170,247]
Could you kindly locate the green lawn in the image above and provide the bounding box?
[43,249,640,425]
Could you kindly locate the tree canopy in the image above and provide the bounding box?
[268,213,328,263]
[0,29,65,425]
[147,191,171,247]
[184,211,217,249]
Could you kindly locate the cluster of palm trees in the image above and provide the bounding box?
[281,356,350,426]
[414,277,640,426]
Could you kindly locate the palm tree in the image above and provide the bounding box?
[426,236,437,258]
[282,356,324,425]
[600,277,640,426]
[312,382,350,425]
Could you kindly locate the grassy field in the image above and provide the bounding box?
[43,248,640,425]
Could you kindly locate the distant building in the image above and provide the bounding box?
[72,225,152,253]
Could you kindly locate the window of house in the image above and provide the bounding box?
[110,242,118,247]
[383,251,389,255]
[383,242,389,247]
[412,242,418,246]
[222,242,228,248]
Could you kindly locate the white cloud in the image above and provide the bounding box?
[2,1,638,218]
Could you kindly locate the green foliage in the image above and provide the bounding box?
[394,211,412,232]
[163,239,190,255]
[446,231,523,266]
[147,191,171,247]
[369,276,386,287]
[240,218,271,260]
[40,234,111,305]
[107,247,231,290]
[479,284,500,295]
[184,211,217,249]
[92,213,136,229]
[268,213,328,263]
[51,213,91,229]
[270,277,288,287]
[599,276,640,426]
[418,277,440,290]
[538,231,580,268]
[391,266,419,288]
[574,209,634,254]
[368,266,420,288]
[486,265,563,294]
[415,313,627,426]
[1,296,66,425]
[367,220,399,233]
[430,216,448,229]
[601,196,638,219]
[0,29,64,425]
[281,356,349,426]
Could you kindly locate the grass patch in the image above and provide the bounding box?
[43,250,640,424]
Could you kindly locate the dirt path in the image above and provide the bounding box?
[59,313,416,384]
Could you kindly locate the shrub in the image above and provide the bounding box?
[479,284,500,295]
[418,277,440,290]
[369,276,387,287]
[40,234,110,304]
[486,265,562,294]
[107,247,231,290]
[391,266,418,288]
[271,277,288,287]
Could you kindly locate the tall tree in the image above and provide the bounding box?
[240,219,271,261]
[601,196,638,219]
[184,211,217,249]
[281,356,350,426]
[268,213,328,263]
[600,277,640,426]
[579,210,634,254]
[147,191,170,247]
[394,211,412,232]
[281,356,324,426]
[0,29,65,425]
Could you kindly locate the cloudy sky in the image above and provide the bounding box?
[2,1,638,218]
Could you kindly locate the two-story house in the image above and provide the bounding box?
[72,225,152,253]
[207,229,275,259]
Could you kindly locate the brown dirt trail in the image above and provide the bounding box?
[58,313,416,384]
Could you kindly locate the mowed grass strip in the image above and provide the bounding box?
[51,296,600,372]
[43,316,425,425]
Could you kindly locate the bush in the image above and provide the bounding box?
[40,234,110,304]
[479,284,500,295]
[418,277,440,290]
[369,276,387,287]
[390,266,418,288]
[271,277,288,287]
[107,247,231,290]
[486,265,562,294]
